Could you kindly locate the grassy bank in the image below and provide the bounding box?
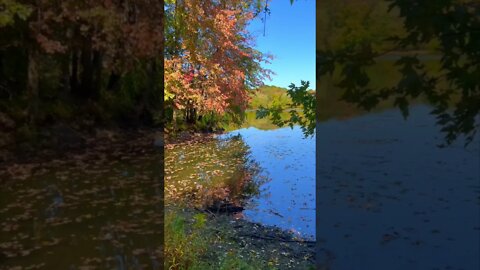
[165,206,315,270]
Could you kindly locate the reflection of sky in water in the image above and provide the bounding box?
[221,126,315,240]
[317,105,479,270]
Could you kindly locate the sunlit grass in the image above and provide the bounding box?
[164,208,279,270]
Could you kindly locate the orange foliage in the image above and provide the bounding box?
[165,0,273,114]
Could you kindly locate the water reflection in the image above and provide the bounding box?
[222,126,316,240]
[164,134,267,209]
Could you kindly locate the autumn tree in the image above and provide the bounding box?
[164,0,272,126]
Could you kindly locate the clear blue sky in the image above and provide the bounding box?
[248,0,315,90]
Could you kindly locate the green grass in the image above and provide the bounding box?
[164,211,210,270]
[164,209,278,270]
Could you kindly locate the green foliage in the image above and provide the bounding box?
[0,0,32,27]
[166,108,247,134]
[317,0,405,52]
[193,213,207,229]
[164,212,209,270]
[249,85,292,110]
[164,210,277,270]
[195,113,225,132]
[256,81,316,136]
[317,0,480,146]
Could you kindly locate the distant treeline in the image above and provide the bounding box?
[249,85,315,110]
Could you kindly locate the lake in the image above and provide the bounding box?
[165,112,316,240]
[224,101,478,269]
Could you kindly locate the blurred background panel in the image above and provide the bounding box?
[316,0,480,269]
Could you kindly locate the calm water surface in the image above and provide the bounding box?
[317,104,479,270]
[222,126,315,240]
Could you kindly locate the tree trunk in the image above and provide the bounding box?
[92,50,102,99]
[0,52,4,84]
[107,72,121,92]
[79,42,93,99]
[60,52,71,95]
[186,106,196,124]
[27,48,39,124]
[140,58,158,125]
[70,50,79,95]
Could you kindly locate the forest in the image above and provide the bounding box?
[0,1,164,153]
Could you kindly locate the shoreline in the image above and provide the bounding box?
[166,206,316,269]
[165,131,316,269]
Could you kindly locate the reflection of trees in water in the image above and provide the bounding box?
[165,134,269,210]
[317,61,442,121]
[317,0,480,146]
[225,134,269,200]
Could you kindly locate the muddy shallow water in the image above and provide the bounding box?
[0,136,163,269]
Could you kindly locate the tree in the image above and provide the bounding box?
[164,0,272,125]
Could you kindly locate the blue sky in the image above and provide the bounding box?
[248,0,315,90]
